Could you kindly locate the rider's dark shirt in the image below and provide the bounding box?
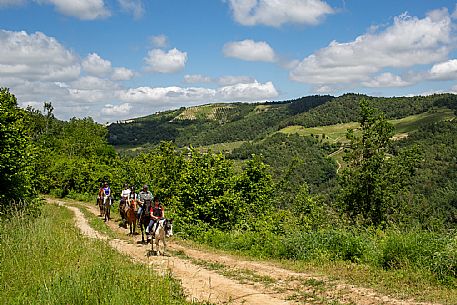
[152,206,163,218]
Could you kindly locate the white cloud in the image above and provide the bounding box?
[362,73,411,88]
[145,48,187,73]
[223,39,276,62]
[82,53,112,76]
[290,9,452,88]
[0,30,80,81]
[117,0,144,19]
[150,34,168,48]
[37,0,110,20]
[217,75,255,86]
[228,0,334,27]
[82,53,134,80]
[218,81,278,101]
[0,29,139,121]
[184,74,213,84]
[118,80,278,103]
[70,76,119,91]
[102,103,132,115]
[111,67,134,81]
[429,59,457,80]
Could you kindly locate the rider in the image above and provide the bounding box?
[146,196,164,235]
[102,181,112,206]
[120,183,131,206]
[129,186,137,200]
[137,184,152,219]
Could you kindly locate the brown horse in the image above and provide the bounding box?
[126,199,137,235]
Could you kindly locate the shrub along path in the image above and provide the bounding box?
[49,198,441,305]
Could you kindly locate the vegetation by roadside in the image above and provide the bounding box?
[0,204,201,305]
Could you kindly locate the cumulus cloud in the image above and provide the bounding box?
[223,39,276,62]
[144,48,187,73]
[111,67,134,81]
[218,81,278,101]
[0,30,80,81]
[0,29,139,121]
[228,0,334,27]
[82,53,134,80]
[362,73,411,88]
[290,9,452,88]
[37,0,110,20]
[70,76,120,91]
[150,34,168,48]
[102,103,132,115]
[429,59,457,80]
[82,53,112,76]
[118,80,278,103]
[117,0,144,19]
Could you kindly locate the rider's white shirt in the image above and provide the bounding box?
[121,189,131,198]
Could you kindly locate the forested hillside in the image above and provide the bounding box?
[108,93,456,148]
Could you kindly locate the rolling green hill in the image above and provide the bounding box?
[108,93,457,150]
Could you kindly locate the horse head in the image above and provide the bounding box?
[164,219,173,237]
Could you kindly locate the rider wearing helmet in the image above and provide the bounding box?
[137,184,152,218]
[120,183,131,206]
[102,181,112,206]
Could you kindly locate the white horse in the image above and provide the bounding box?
[151,218,173,256]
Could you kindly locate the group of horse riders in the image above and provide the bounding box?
[97,182,166,237]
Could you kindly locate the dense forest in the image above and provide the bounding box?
[1,87,457,287]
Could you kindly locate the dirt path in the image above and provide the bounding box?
[51,198,441,305]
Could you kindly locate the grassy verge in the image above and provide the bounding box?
[0,204,201,305]
[179,228,457,304]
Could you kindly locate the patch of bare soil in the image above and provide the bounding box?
[50,198,441,305]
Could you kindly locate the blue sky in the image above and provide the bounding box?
[1,0,457,122]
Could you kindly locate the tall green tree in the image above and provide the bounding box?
[338,99,420,227]
[0,88,36,214]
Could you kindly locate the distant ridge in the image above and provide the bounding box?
[108,93,457,148]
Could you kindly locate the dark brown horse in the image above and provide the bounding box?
[139,200,152,243]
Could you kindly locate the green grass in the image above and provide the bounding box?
[392,108,455,133]
[198,141,246,153]
[0,204,201,305]
[280,122,358,144]
[184,227,457,304]
[279,108,456,144]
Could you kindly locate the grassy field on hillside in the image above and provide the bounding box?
[279,108,455,144]
[198,140,246,153]
[0,204,195,305]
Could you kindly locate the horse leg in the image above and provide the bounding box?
[153,235,159,255]
[162,236,166,256]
